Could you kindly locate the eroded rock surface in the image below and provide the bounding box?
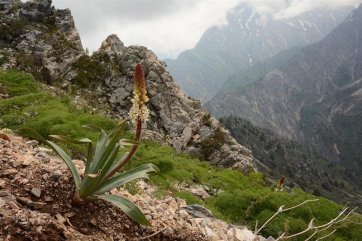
[95,35,254,172]
[0,0,83,83]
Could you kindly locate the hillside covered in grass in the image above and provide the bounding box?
[219,116,362,209]
[1,70,362,240]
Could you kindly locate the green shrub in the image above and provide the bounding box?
[200,127,227,158]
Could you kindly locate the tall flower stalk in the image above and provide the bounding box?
[103,63,149,180]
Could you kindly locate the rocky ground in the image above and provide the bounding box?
[0,132,272,241]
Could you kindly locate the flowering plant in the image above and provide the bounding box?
[22,64,158,225]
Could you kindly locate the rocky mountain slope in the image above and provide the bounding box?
[165,3,354,101]
[0,0,253,173]
[207,4,362,176]
[219,46,302,94]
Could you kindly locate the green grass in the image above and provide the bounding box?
[128,142,362,240]
[0,70,117,154]
[1,70,361,240]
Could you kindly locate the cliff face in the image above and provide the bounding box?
[207,4,362,171]
[93,35,253,172]
[0,0,254,172]
[0,0,83,85]
[166,4,354,101]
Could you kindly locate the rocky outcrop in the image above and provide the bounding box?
[19,0,53,22]
[0,1,254,172]
[94,35,254,172]
[0,0,83,83]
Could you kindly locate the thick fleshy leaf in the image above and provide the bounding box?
[18,127,47,143]
[46,140,82,189]
[82,124,104,132]
[48,135,94,174]
[18,128,82,189]
[99,145,120,178]
[80,128,110,197]
[100,195,151,226]
[93,163,158,195]
[119,139,139,146]
[90,123,126,178]
[106,151,129,177]
[89,130,108,173]
[99,124,125,166]
[49,135,92,145]
[108,121,127,139]
[85,142,94,173]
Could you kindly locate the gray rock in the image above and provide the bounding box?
[100,34,124,54]
[35,151,50,163]
[30,187,41,198]
[19,0,53,22]
[181,204,215,219]
[0,197,5,208]
[0,191,16,203]
[26,140,39,147]
[180,126,193,148]
[17,197,33,207]
[198,126,212,139]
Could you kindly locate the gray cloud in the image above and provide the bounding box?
[51,0,362,58]
[54,0,195,23]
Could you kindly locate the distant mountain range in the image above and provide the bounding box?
[166,4,354,102]
[207,4,362,177]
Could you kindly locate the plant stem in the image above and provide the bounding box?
[102,117,142,180]
[72,190,85,206]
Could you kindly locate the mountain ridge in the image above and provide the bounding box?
[166,4,354,101]
[207,3,362,175]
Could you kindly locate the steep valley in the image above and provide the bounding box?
[207,4,362,190]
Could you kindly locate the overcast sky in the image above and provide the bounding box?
[51,0,362,59]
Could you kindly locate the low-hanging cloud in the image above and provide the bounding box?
[51,0,362,58]
[274,0,362,19]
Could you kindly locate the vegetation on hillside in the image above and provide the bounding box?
[1,70,361,240]
[220,116,362,210]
